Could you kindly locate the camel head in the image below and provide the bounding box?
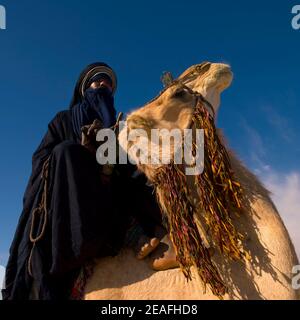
[177,61,233,115]
[126,61,233,130]
[119,62,233,177]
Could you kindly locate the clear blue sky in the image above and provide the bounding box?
[0,0,299,266]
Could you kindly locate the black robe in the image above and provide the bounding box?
[2,110,163,300]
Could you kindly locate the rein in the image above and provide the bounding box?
[28,157,51,277]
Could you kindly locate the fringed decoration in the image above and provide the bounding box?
[153,164,227,298]
[151,97,246,298]
[192,98,245,259]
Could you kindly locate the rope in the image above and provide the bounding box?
[111,112,124,133]
[28,157,51,277]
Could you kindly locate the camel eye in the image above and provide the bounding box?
[172,89,186,99]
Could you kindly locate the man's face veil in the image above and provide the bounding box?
[70,62,118,139]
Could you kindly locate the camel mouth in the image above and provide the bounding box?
[218,69,232,76]
[215,68,233,90]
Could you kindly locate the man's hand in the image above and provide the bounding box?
[81,119,103,153]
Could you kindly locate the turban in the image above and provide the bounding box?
[70,62,117,109]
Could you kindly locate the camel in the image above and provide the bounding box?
[84,62,299,300]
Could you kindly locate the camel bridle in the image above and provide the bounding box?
[146,62,216,120]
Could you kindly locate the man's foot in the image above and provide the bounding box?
[149,234,180,271]
[136,235,160,260]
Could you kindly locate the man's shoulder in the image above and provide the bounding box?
[46,110,72,131]
[54,109,71,120]
[50,109,71,124]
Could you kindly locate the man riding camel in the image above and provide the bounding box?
[2,62,178,300]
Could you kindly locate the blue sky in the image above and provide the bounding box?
[0,0,299,267]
